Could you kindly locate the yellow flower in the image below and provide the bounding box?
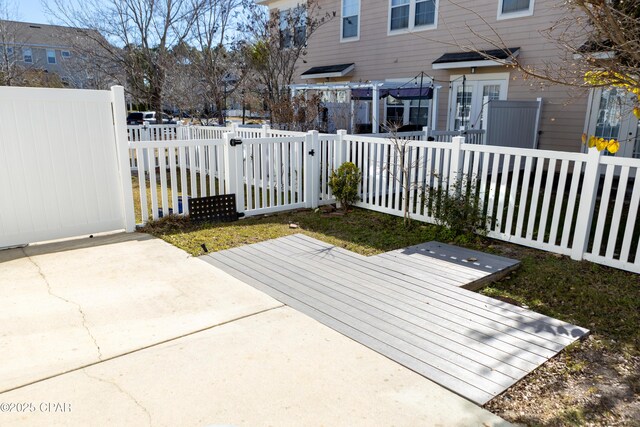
[581,133,587,144]
[588,136,597,148]
[607,139,620,154]
[596,137,608,151]
[634,107,640,119]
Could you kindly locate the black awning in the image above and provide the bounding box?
[578,39,613,53]
[432,48,520,68]
[301,63,355,79]
[351,86,433,101]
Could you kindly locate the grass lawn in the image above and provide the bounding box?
[141,207,639,426]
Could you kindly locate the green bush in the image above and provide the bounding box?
[428,177,488,239]
[328,162,362,211]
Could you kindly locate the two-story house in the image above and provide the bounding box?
[258,0,640,157]
[0,20,112,89]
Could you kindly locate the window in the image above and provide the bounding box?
[341,0,360,41]
[23,48,32,63]
[61,50,71,58]
[585,87,639,158]
[47,49,56,64]
[279,7,307,48]
[389,0,437,33]
[6,46,13,55]
[386,96,405,126]
[409,99,429,126]
[498,0,534,19]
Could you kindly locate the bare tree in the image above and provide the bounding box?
[383,124,422,226]
[0,1,28,86]
[47,0,205,118]
[188,0,248,124]
[243,0,334,128]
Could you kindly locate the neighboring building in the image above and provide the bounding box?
[0,20,114,89]
[257,0,640,157]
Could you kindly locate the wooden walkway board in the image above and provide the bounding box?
[372,241,521,289]
[200,234,589,405]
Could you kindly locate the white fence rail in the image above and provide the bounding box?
[360,127,485,145]
[128,126,640,274]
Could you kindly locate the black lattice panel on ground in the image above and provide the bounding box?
[189,194,239,222]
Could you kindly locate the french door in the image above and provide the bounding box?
[586,87,640,158]
[449,79,507,130]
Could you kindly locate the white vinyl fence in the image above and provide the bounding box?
[0,86,133,249]
[129,125,640,274]
[129,125,338,222]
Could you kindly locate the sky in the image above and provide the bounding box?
[14,0,54,25]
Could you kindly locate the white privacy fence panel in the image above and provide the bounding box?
[0,86,132,248]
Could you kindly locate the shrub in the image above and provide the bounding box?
[428,176,488,239]
[328,162,362,211]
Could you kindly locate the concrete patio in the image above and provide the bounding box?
[0,233,510,426]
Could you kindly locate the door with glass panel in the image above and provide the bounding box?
[449,79,507,130]
[586,87,639,158]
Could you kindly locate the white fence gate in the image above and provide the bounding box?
[0,86,133,249]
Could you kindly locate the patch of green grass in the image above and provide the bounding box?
[140,207,475,257]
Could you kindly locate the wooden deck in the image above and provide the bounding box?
[201,234,589,405]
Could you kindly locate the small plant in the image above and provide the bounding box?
[427,176,488,239]
[328,162,362,212]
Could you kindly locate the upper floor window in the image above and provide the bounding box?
[61,50,71,58]
[498,0,534,19]
[47,49,56,64]
[23,48,32,63]
[342,0,360,41]
[6,46,14,56]
[279,7,307,48]
[389,0,437,34]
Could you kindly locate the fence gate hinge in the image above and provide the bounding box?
[230,138,243,147]
[308,149,315,156]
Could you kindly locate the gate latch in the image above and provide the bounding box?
[308,149,315,156]
[230,138,243,147]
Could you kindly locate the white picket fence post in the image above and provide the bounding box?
[261,124,270,137]
[110,86,136,232]
[422,126,430,141]
[303,131,320,208]
[449,136,465,191]
[311,130,320,207]
[223,132,245,215]
[336,129,347,167]
[571,147,601,260]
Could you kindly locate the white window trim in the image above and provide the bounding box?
[47,49,56,64]
[61,50,71,58]
[340,0,361,43]
[23,48,32,63]
[497,0,535,20]
[388,0,439,36]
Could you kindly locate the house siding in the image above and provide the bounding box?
[288,0,587,152]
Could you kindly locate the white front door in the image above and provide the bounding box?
[586,88,640,158]
[449,79,507,130]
